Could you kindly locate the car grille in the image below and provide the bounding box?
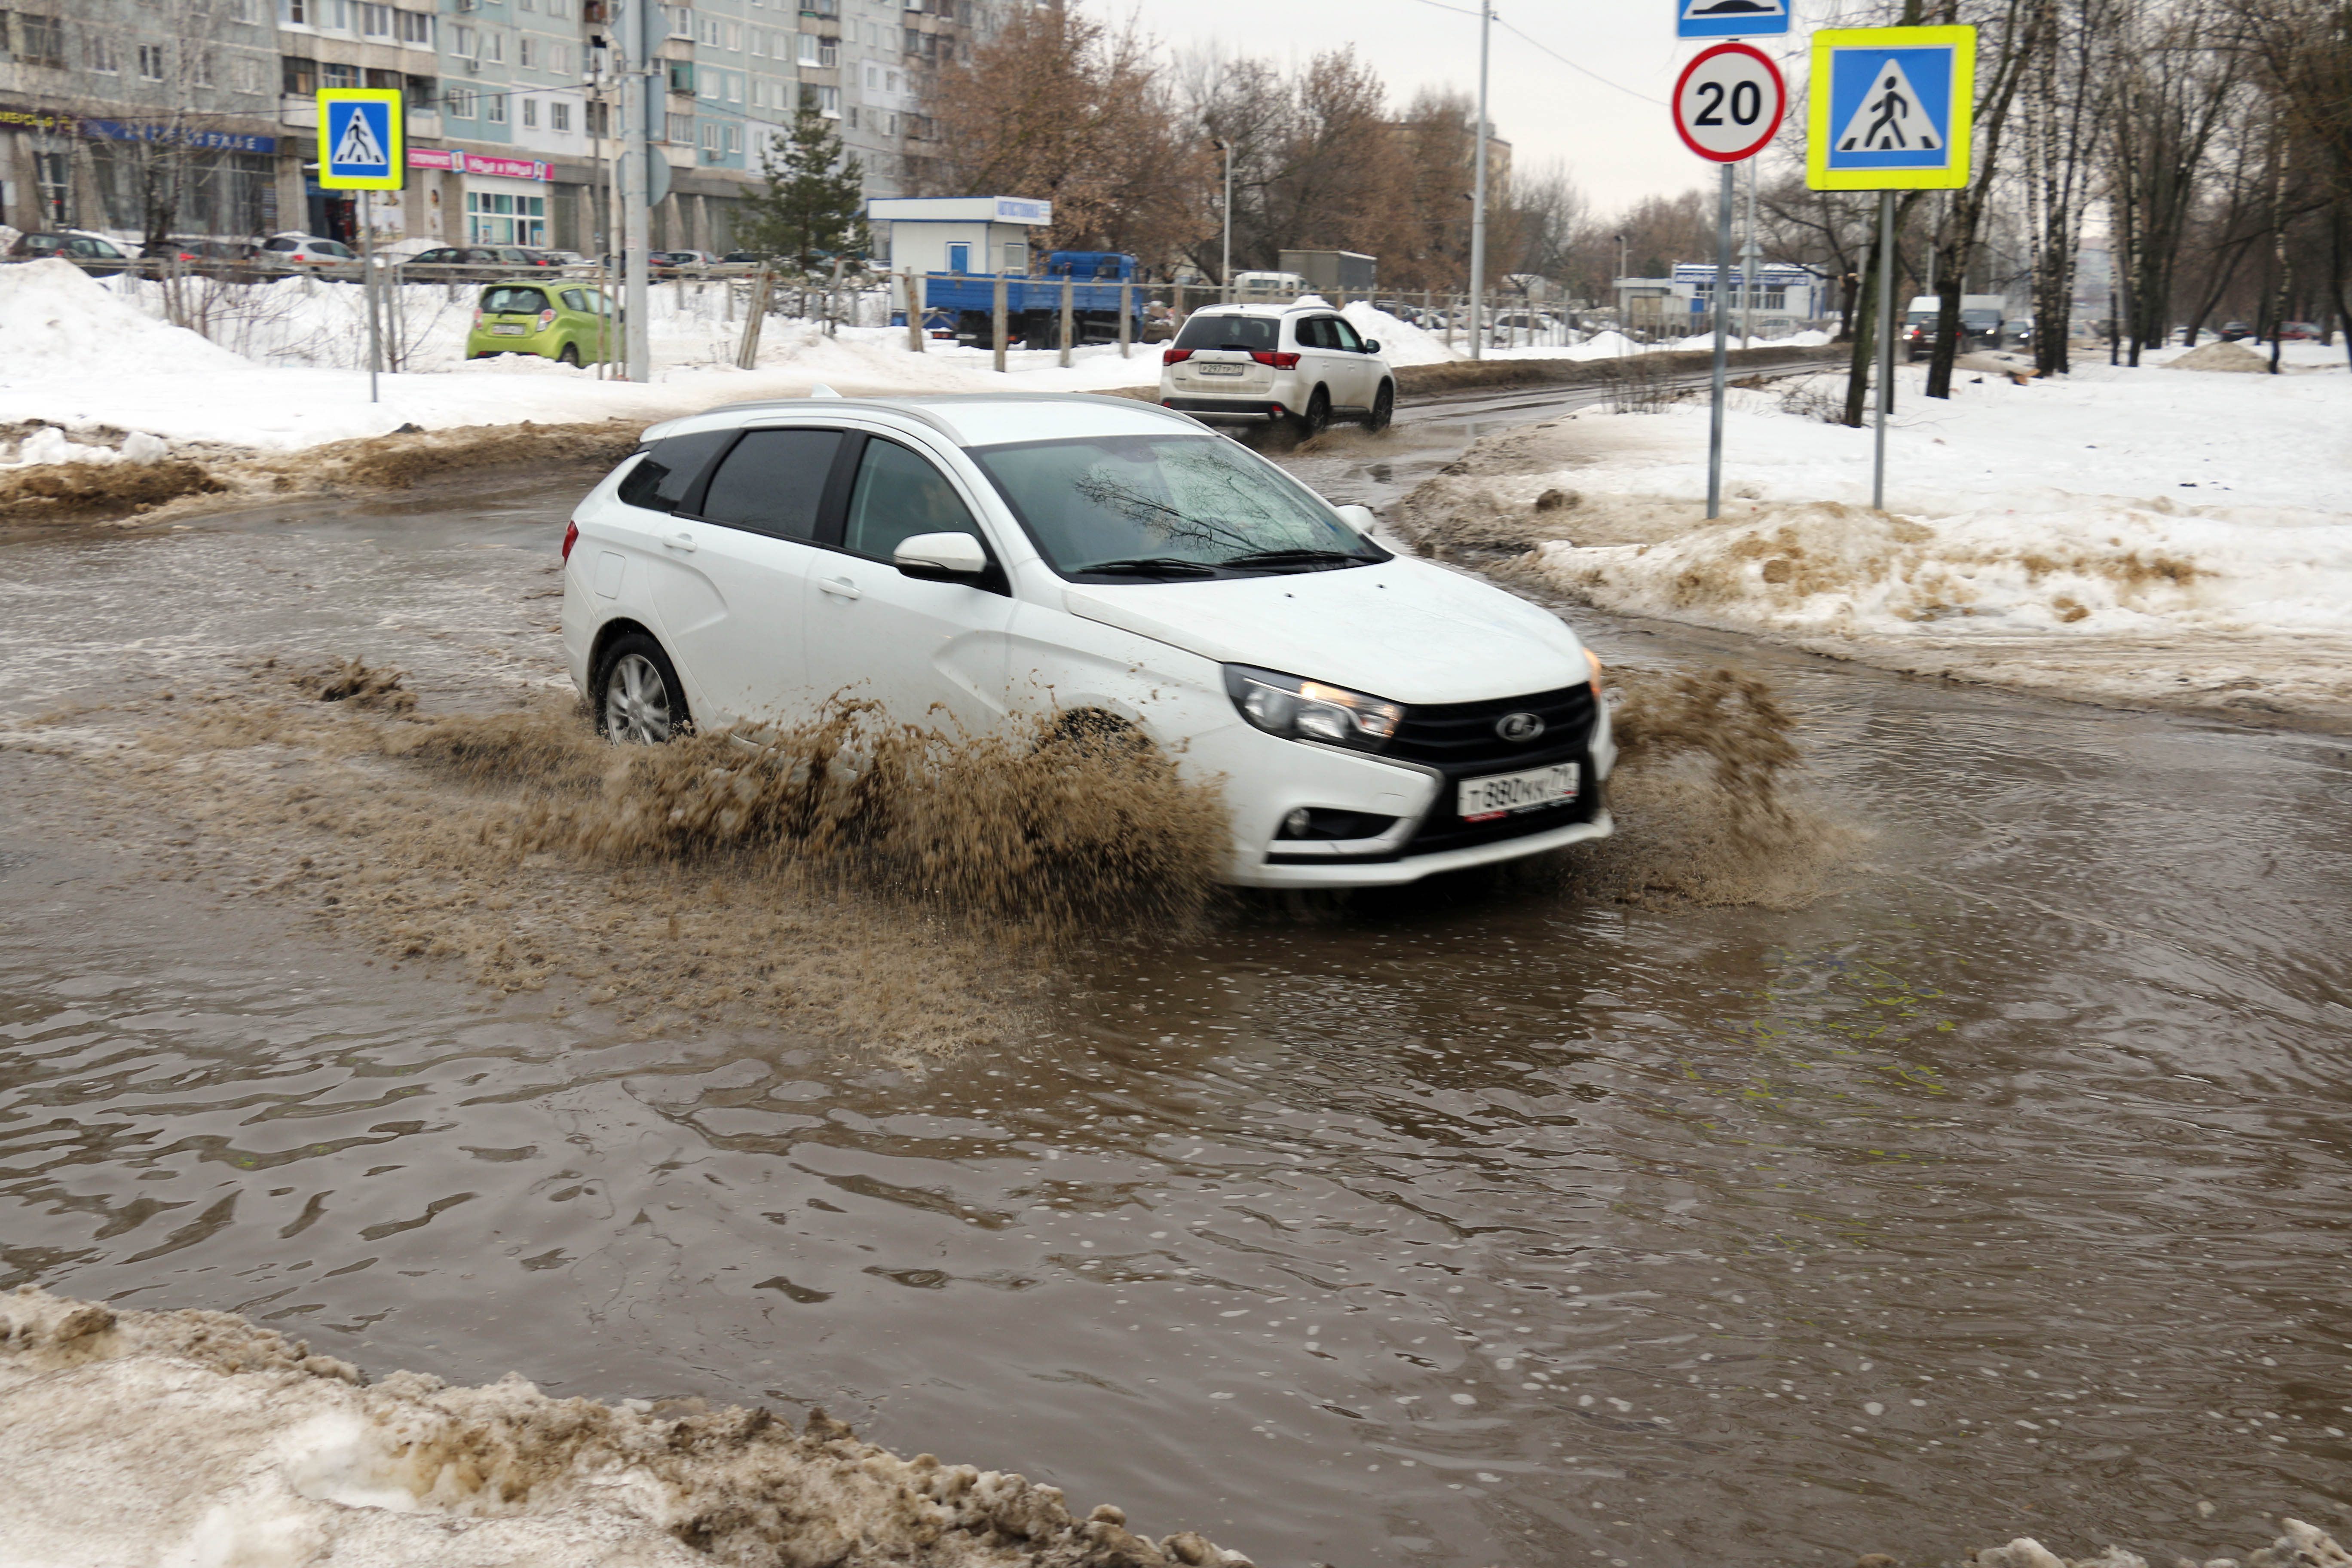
[1385,684,1597,771]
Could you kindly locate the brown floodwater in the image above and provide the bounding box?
[3,414,2351,1567]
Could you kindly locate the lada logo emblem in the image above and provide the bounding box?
[1496,711,1545,743]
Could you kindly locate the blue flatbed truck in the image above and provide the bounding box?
[904,251,1148,349]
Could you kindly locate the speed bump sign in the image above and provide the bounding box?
[317,87,405,190]
[1807,26,1975,190]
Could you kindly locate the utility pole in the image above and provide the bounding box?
[1615,232,1626,337]
[1468,0,1491,360]
[1210,133,1232,296]
[1741,159,1759,346]
[619,0,653,383]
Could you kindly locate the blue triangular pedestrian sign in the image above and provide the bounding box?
[332,105,387,171]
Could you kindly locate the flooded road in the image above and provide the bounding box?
[4,411,2352,1566]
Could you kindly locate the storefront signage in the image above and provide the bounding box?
[0,105,274,152]
[405,148,551,181]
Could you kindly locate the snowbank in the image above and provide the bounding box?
[0,257,250,379]
[1403,349,2352,719]
[0,1286,1250,1568]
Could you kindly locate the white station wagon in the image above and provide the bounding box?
[560,392,1614,888]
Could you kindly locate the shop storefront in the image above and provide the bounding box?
[406,148,552,248]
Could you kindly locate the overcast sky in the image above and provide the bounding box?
[1113,0,1816,218]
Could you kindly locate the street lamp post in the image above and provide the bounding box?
[1468,0,1491,360]
[1616,232,1627,338]
[1210,133,1231,299]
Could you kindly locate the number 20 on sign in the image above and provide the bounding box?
[1672,42,1786,163]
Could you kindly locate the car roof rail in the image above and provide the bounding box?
[696,391,1198,441]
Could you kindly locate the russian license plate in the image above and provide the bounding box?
[1458,762,1580,822]
[1197,362,1245,376]
[491,323,528,335]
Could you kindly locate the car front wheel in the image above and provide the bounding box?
[1366,381,1394,432]
[597,633,689,744]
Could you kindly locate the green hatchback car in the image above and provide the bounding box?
[464,279,619,366]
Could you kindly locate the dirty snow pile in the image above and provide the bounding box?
[1407,343,2352,718]
[0,1285,1252,1568]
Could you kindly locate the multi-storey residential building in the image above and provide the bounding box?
[0,0,994,259]
[0,0,285,238]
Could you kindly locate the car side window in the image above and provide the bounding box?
[1328,316,1364,352]
[842,439,979,563]
[560,289,586,311]
[1291,318,1325,349]
[696,429,842,541]
[615,428,736,514]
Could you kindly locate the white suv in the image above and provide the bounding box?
[1158,303,1396,437]
[560,393,1613,888]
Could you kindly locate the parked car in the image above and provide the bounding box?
[140,237,264,281]
[1229,270,1311,303]
[410,245,554,281]
[2276,320,2324,342]
[1158,303,1395,436]
[2217,321,2254,341]
[560,392,1615,888]
[5,230,131,276]
[529,248,588,269]
[464,278,619,366]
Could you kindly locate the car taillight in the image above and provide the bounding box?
[561,521,579,561]
[1252,351,1301,369]
[539,309,555,329]
[1162,348,1192,364]
[473,308,484,326]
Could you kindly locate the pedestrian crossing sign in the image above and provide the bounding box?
[1806,26,1974,190]
[1676,0,1789,40]
[317,88,405,190]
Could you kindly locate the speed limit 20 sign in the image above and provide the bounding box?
[1672,41,1787,162]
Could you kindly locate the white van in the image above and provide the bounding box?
[1230,270,1312,303]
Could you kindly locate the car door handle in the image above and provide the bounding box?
[662,529,695,552]
[817,576,861,600]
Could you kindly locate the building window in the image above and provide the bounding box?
[487,90,506,122]
[86,34,122,72]
[817,83,838,116]
[724,21,739,49]
[466,190,546,247]
[551,99,570,130]
[359,2,390,34]
[452,24,474,55]
[322,60,358,88]
[845,104,856,128]
[282,0,310,22]
[549,43,567,71]
[521,96,536,127]
[819,38,836,65]
[698,66,717,98]
[546,0,569,16]
[700,120,719,152]
[282,54,317,92]
[699,16,719,45]
[724,123,740,154]
[486,31,502,63]
[667,6,690,38]
[397,7,430,43]
[445,86,476,116]
[518,36,535,67]
[664,110,691,141]
[667,58,692,92]
[235,55,264,91]
[137,43,165,79]
[192,49,213,85]
[726,70,741,101]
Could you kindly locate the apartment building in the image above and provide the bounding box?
[0,0,284,237]
[0,0,993,257]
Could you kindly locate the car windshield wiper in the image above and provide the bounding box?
[1219,548,1377,570]
[1075,556,1220,578]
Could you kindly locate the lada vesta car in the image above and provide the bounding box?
[560,392,1614,887]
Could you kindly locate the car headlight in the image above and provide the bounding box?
[1224,665,1402,751]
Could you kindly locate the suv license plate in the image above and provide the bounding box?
[1458,762,1579,822]
[491,324,528,335]
[1197,363,1245,376]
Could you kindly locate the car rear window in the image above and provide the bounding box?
[1173,314,1278,353]
[482,286,549,315]
[615,428,736,514]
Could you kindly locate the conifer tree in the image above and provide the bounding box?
[741,105,867,271]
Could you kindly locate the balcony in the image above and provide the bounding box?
[279,95,319,129]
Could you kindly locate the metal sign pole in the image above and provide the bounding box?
[361,217,380,403]
[1874,188,1895,511]
[1706,162,1733,520]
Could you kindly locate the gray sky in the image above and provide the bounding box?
[1112,0,1814,217]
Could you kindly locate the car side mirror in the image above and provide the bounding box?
[1362,339,1380,354]
[1332,504,1377,536]
[893,531,989,581]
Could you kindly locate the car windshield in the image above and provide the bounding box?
[1172,314,1279,353]
[973,433,1385,578]
[482,286,549,314]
